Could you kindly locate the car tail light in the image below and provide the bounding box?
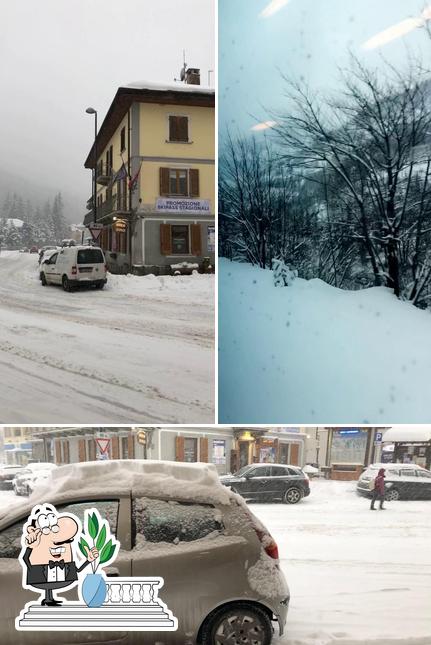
[71,266,77,275]
[255,528,279,560]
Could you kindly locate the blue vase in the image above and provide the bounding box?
[82,573,107,608]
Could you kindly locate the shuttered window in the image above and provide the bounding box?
[159,167,199,197]
[120,127,126,152]
[169,115,189,142]
[160,224,202,256]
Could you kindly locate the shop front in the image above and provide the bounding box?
[229,428,305,473]
[382,427,431,469]
[327,428,375,480]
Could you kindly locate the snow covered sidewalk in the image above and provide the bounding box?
[219,259,431,423]
[253,479,431,645]
[0,252,214,423]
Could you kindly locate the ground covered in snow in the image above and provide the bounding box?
[1,479,429,645]
[219,259,431,423]
[0,251,214,422]
[255,479,431,645]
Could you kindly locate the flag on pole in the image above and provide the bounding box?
[128,162,142,191]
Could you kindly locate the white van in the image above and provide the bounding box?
[40,245,107,291]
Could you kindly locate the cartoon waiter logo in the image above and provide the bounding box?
[16,503,178,632]
[20,504,99,606]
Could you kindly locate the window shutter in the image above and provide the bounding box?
[111,435,120,459]
[199,437,208,462]
[55,440,62,464]
[175,436,185,461]
[178,116,188,141]
[160,223,172,255]
[160,167,170,195]
[169,116,178,141]
[78,439,86,463]
[190,224,202,256]
[128,434,135,459]
[189,169,199,197]
[290,444,299,465]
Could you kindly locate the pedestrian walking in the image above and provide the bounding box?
[370,468,386,510]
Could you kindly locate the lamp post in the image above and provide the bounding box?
[85,107,98,223]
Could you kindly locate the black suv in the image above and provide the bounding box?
[220,463,310,504]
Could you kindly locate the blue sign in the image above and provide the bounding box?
[338,429,361,435]
[375,432,383,443]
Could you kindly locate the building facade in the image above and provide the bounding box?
[2,427,40,465]
[381,427,431,469]
[83,69,215,275]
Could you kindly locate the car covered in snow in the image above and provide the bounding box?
[12,462,58,496]
[0,464,24,490]
[39,245,107,292]
[219,463,310,504]
[38,246,58,264]
[0,460,289,645]
[356,463,431,501]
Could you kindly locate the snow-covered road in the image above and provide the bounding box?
[254,479,431,645]
[0,252,214,423]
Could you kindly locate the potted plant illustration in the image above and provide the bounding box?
[78,509,119,608]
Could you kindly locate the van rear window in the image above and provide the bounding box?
[77,249,104,264]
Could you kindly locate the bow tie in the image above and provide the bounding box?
[49,559,65,569]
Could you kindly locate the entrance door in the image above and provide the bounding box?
[279,444,289,464]
[290,444,299,465]
[239,442,249,469]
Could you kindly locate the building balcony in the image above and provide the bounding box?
[96,162,112,186]
[83,193,130,226]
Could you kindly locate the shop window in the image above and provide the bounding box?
[212,440,226,465]
[171,225,189,254]
[121,436,129,459]
[132,497,223,546]
[184,437,198,462]
[168,115,189,142]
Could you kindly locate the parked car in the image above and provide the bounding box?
[61,239,77,247]
[220,463,310,504]
[29,246,38,254]
[0,465,24,490]
[39,245,107,291]
[0,460,289,645]
[12,463,58,496]
[356,463,431,500]
[38,246,57,264]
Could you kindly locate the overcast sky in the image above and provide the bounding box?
[0,0,215,209]
[220,0,431,135]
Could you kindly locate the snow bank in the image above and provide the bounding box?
[34,460,233,506]
[219,259,431,423]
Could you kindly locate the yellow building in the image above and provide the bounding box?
[83,68,215,274]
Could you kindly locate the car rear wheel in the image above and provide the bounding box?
[62,276,72,292]
[283,487,302,504]
[385,488,400,501]
[95,282,104,290]
[200,602,272,645]
[40,272,47,286]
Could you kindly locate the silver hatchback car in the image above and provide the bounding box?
[0,460,289,645]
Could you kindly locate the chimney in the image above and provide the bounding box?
[185,68,200,85]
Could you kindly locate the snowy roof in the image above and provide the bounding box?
[6,218,24,228]
[31,460,233,507]
[383,427,431,443]
[123,80,214,95]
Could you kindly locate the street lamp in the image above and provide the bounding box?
[85,107,98,223]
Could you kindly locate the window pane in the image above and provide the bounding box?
[171,225,189,254]
[132,497,223,545]
[178,169,187,195]
[184,437,197,462]
[169,169,177,194]
[77,249,104,264]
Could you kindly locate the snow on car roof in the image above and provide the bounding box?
[383,426,431,443]
[33,460,233,507]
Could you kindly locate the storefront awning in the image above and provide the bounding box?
[383,427,431,443]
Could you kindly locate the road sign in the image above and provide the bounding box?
[375,432,383,443]
[89,223,103,241]
[96,437,110,454]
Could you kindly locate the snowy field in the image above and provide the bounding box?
[219,259,431,423]
[0,251,214,422]
[1,479,430,645]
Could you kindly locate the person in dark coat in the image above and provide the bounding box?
[370,468,386,510]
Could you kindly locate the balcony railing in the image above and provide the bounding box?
[96,162,112,186]
[84,192,130,225]
[17,576,178,631]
